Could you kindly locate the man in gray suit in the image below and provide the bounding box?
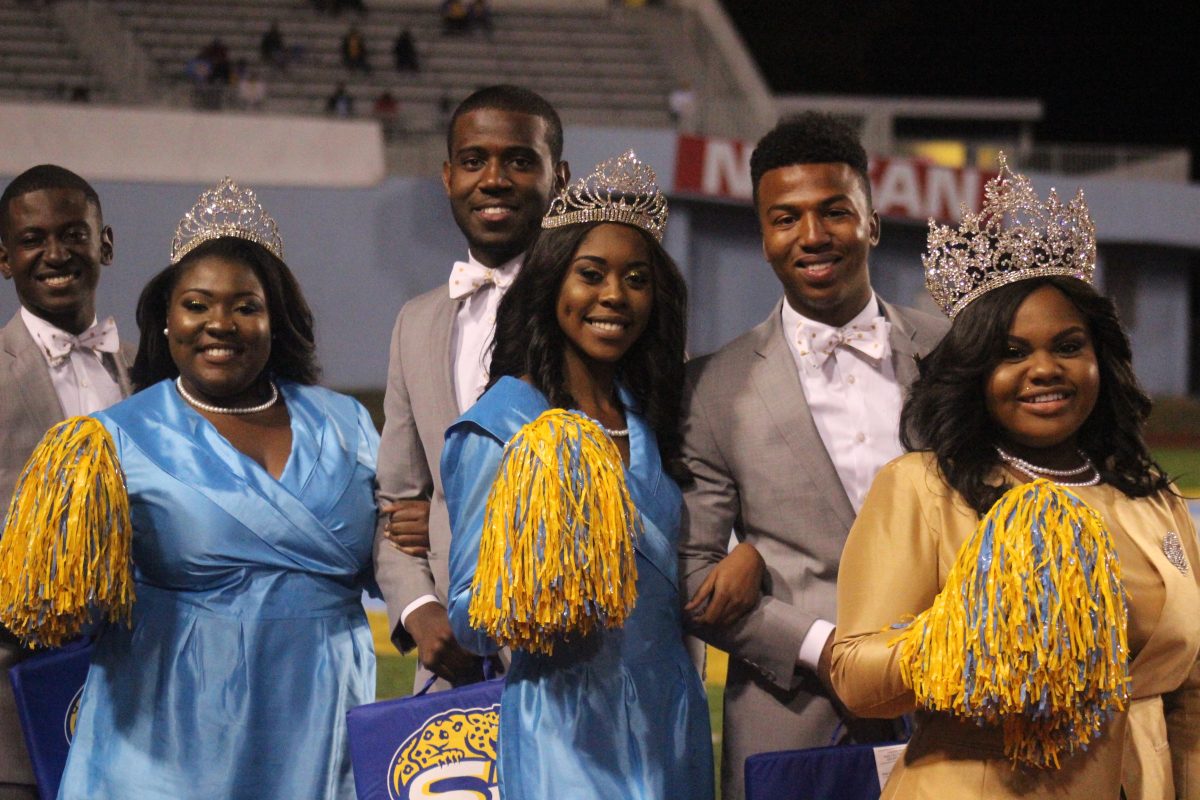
[679,113,949,800]
[0,165,133,799]
[374,85,568,689]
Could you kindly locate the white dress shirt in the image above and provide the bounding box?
[780,295,904,671]
[21,307,123,417]
[400,251,523,630]
[450,252,522,414]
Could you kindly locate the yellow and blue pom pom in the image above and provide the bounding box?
[468,409,640,656]
[0,417,134,648]
[890,478,1130,768]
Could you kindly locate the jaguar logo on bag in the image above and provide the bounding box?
[387,703,500,799]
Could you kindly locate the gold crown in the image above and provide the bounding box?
[170,177,284,264]
[542,150,668,241]
[923,153,1096,318]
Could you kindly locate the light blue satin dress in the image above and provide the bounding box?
[58,380,378,800]
[443,377,714,800]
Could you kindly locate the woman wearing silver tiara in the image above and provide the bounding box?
[0,180,378,799]
[442,152,716,799]
[830,157,1200,797]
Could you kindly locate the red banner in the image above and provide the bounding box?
[673,134,996,222]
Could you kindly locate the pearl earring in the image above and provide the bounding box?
[163,327,169,336]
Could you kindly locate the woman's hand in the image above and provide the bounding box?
[684,541,765,627]
[381,499,431,556]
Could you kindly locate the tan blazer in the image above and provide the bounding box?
[833,452,1200,799]
[679,298,948,800]
[373,287,460,662]
[0,312,133,787]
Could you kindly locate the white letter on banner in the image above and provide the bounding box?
[925,167,980,221]
[701,140,753,200]
[875,161,922,219]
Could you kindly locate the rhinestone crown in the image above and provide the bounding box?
[170,177,283,264]
[542,150,668,241]
[923,153,1095,318]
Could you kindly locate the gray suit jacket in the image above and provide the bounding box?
[0,312,133,787]
[373,286,460,656]
[679,298,947,800]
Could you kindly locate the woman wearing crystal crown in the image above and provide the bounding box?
[830,156,1200,798]
[442,152,715,799]
[0,180,378,799]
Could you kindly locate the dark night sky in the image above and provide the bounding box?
[720,2,1198,176]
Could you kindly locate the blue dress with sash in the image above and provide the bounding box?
[442,377,714,800]
[57,380,379,800]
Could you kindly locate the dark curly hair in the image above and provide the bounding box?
[901,276,1170,514]
[130,237,320,390]
[749,111,871,207]
[446,84,563,162]
[487,221,689,479]
[0,164,103,238]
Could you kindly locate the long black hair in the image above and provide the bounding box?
[901,276,1170,514]
[130,236,320,390]
[487,221,689,478]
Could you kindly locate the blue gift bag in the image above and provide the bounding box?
[744,740,908,800]
[347,674,503,800]
[7,639,92,800]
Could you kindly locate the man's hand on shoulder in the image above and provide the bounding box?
[404,602,483,686]
[684,541,765,627]
[381,499,431,557]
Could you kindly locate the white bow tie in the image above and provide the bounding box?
[448,261,515,300]
[796,316,892,369]
[45,317,119,367]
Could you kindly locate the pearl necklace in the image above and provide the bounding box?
[600,425,629,438]
[176,377,279,415]
[995,445,1101,487]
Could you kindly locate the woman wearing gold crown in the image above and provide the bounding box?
[830,157,1200,798]
[0,180,379,799]
[440,152,715,799]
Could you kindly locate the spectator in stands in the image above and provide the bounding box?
[326,82,354,117]
[199,37,231,85]
[441,0,469,35]
[392,28,419,72]
[236,65,268,111]
[341,25,371,73]
[468,0,493,36]
[372,90,401,138]
[668,81,697,132]
[260,21,288,70]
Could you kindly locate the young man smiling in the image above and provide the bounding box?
[678,113,948,800]
[373,85,569,691]
[0,165,134,800]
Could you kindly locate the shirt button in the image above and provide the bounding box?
[81,379,90,387]
[855,432,866,443]
[847,374,856,384]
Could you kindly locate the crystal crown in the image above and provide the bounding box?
[542,150,668,241]
[923,153,1095,318]
[170,177,284,264]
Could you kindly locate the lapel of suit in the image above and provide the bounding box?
[1,313,66,429]
[750,301,856,531]
[113,341,136,398]
[428,290,461,435]
[881,299,923,389]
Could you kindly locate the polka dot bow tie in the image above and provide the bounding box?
[448,261,515,300]
[796,317,892,369]
[45,316,119,367]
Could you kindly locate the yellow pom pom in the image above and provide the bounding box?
[468,409,639,655]
[0,417,135,647]
[890,479,1130,768]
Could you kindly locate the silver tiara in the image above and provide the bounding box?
[542,150,668,241]
[170,177,284,264]
[923,153,1095,318]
